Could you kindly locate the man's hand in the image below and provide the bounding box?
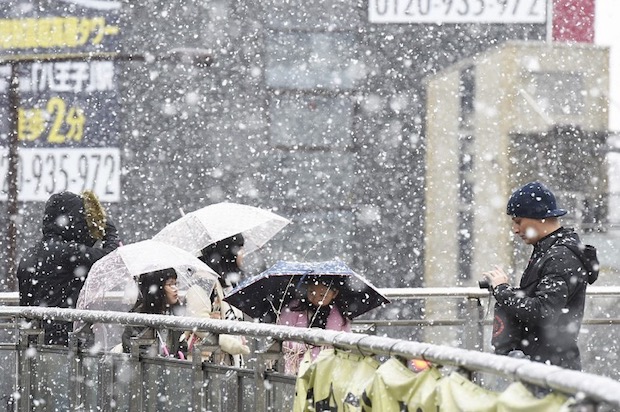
[483,266,510,288]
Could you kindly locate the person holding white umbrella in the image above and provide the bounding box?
[185,233,250,366]
[198,233,246,290]
[121,268,187,358]
[152,202,291,257]
[76,239,219,351]
[154,203,291,367]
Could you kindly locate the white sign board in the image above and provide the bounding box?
[369,0,547,24]
[0,147,121,202]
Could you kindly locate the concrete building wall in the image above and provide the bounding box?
[424,71,461,329]
[424,72,461,288]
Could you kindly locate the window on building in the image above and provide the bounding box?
[527,71,585,116]
[270,93,354,149]
[265,31,359,90]
[509,126,608,231]
[265,30,360,213]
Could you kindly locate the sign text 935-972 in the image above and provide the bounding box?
[0,148,120,202]
[368,0,547,24]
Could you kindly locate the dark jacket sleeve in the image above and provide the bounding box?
[121,326,132,353]
[494,253,580,323]
[17,262,33,306]
[101,219,120,252]
[122,325,144,353]
[64,218,121,270]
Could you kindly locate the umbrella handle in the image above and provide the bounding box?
[161,345,170,357]
[157,331,170,357]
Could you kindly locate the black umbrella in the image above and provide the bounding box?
[224,260,390,320]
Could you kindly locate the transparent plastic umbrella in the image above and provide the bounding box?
[152,202,291,256]
[76,239,219,314]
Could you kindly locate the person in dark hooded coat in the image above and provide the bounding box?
[17,191,120,346]
[483,182,598,371]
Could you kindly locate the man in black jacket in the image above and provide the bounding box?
[483,182,596,371]
[17,191,120,346]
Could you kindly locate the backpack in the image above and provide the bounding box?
[563,243,599,285]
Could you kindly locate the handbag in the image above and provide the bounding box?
[491,301,523,355]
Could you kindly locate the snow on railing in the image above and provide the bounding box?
[2,306,620,407]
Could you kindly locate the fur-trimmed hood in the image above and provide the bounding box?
[41,191,107,246]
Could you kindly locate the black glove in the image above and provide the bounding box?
[102,218,121,251]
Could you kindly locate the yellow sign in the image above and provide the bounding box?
[18,97,85,144]
[0,17,119,50]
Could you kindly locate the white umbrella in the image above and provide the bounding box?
[76,239,219,313]
[152,202,291,256]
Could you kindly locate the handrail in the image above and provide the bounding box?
[2,306,620,407]
[4,286,619,331]
[2,285,619,304]
[379,286,620,298]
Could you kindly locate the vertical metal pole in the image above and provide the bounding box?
[6,62,19,290]
[68,333,83,411]
[255,354,268,412]
[98,355,114,412]
[16,323,31,412]
[463,297,484,352]
[463,296,486,385]
[191,345,206,412]
[546,0,554,43]
[254,340,283,412]
[189,334,220,411]
[17,320,43,412]
[223,370,239,412]
[129,340,144,412]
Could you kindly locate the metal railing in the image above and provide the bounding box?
[1,303,620,411]
[0,287,620,411]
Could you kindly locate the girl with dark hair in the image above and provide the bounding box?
[184,234,250,366]
[198,233,246,289]
[121,268,186,357]
[277,277,351,374]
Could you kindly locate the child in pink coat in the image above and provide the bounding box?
[276,278,351,374]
